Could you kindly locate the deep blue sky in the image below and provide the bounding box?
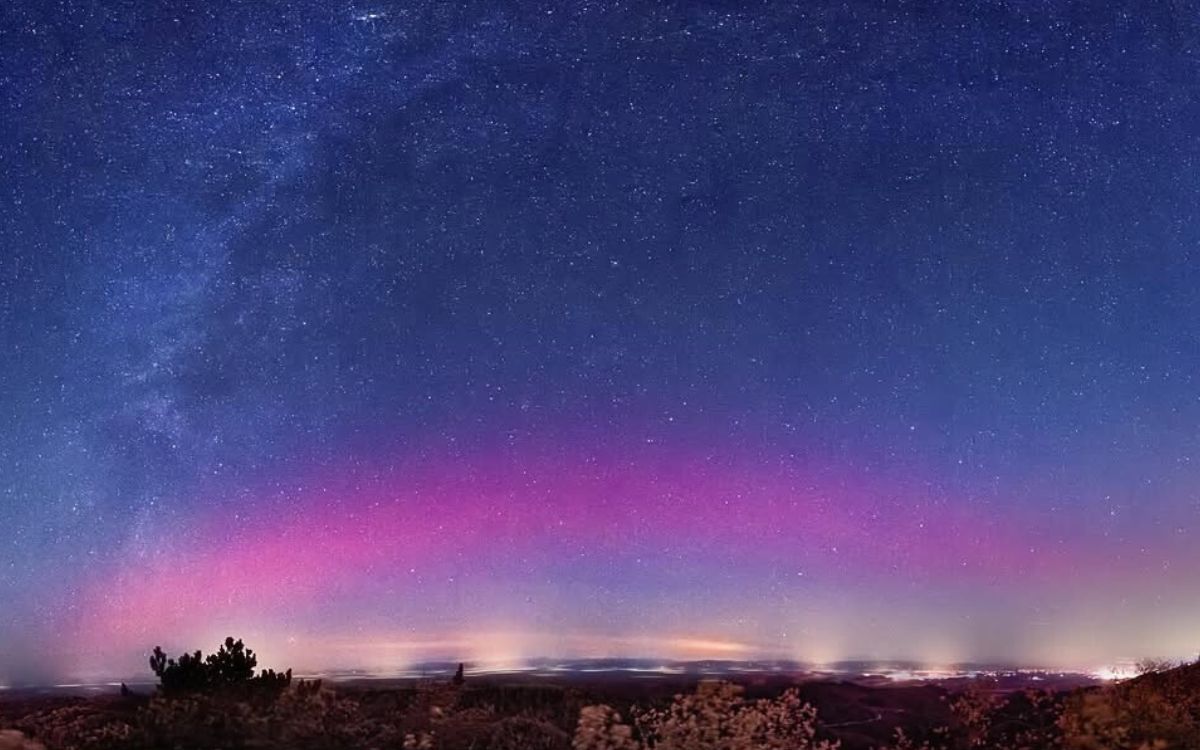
[3,1,1200,682]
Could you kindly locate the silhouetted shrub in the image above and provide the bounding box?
[205,637,257,684]
[149,648,209,693]
[149,637,292,695]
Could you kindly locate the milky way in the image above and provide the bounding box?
[3,2,1200,683]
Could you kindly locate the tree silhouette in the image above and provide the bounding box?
[149,637,291,694]
[205,637,258,684]
[150,647,210,692]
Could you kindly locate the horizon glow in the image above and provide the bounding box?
[4,2,1200,685]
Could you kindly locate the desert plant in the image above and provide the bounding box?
[630,680,839,750]
[574,704,638,750]
[6,701,134,750]
[948,682,999,747]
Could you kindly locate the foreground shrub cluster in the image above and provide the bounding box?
[149,637,291,696]
[5,641,1200,750]
[574,681,839,750]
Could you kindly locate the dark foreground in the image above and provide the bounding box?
[1,664,1198,749]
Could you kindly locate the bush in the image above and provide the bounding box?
[149,637,292,695]
[573,705,637,750]
[573,680,839,750]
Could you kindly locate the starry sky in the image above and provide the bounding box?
[4,1,1200,685]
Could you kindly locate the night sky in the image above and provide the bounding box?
[4,1,1200,685]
